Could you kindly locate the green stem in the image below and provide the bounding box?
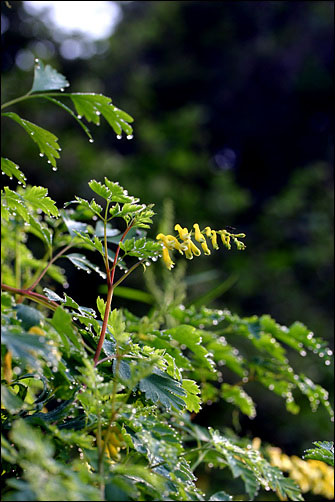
[111,259,145,290]
[1,92,75,111]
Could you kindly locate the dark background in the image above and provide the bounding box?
[2,2,334,499]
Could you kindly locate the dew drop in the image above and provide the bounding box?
[60,88,64,92]
[77,115,82,119]
[325,360,331,366]
[127,134,133,140]
[39,153,44,157]
[116,135,122,140]
[52,167,58,172]
[1,172,5,175]
[35,58,39,63]
[9,176,13,180]
[95,111,101,116]
[31,132,35,135]
[89,138,94,143]
[47,160,51,164]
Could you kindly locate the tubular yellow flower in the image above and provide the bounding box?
[156,233,178,250]
[193,223,205,242]
[219,230,231,249]
[174,224,190,240]
[188,239,201,257]
[201,240,211,255]
[205,226,219,249]
[162,246,175,270]
[157,223,245,270]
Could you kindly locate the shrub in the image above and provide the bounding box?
[1,60,333,501]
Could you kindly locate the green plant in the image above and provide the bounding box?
[1,61,333,502]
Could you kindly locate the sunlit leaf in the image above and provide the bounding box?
[3,112,61,168]
[1,158,26,186]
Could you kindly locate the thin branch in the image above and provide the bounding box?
[93,222,134,367]
[26,243,73,291]
[1,283,59,310]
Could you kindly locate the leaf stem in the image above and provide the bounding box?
[26,243,73,291]
[1,91,75,110]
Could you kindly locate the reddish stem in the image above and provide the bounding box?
[93,223,134,366]
[1,283,59,310]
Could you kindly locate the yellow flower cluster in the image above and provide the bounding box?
[156,223,246,270]
[99,427,123,460]
[267,446,334,499]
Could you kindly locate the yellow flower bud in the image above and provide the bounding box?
[29,326,45,335]
[4,351,12,384]
[193,223,205,242]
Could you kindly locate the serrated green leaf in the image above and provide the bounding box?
[31,60,69,92]
[69,94,134,136]
[23,185,59,217]
[303,441,334,466]
[139,368,187,411]
[3,112,61,168]
[182,379,202,413]
[72,230,104,255]
[166,324,215,372]
[1,158,26,186]
[64,196,103,216]
[89,178,133,204]
[2,187,29,221]
[70,93,112,124]
[220,383,256,418]
[119,237,162,260]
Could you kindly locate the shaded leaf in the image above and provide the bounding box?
[31,60,69,93]
[65,253,106,279]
